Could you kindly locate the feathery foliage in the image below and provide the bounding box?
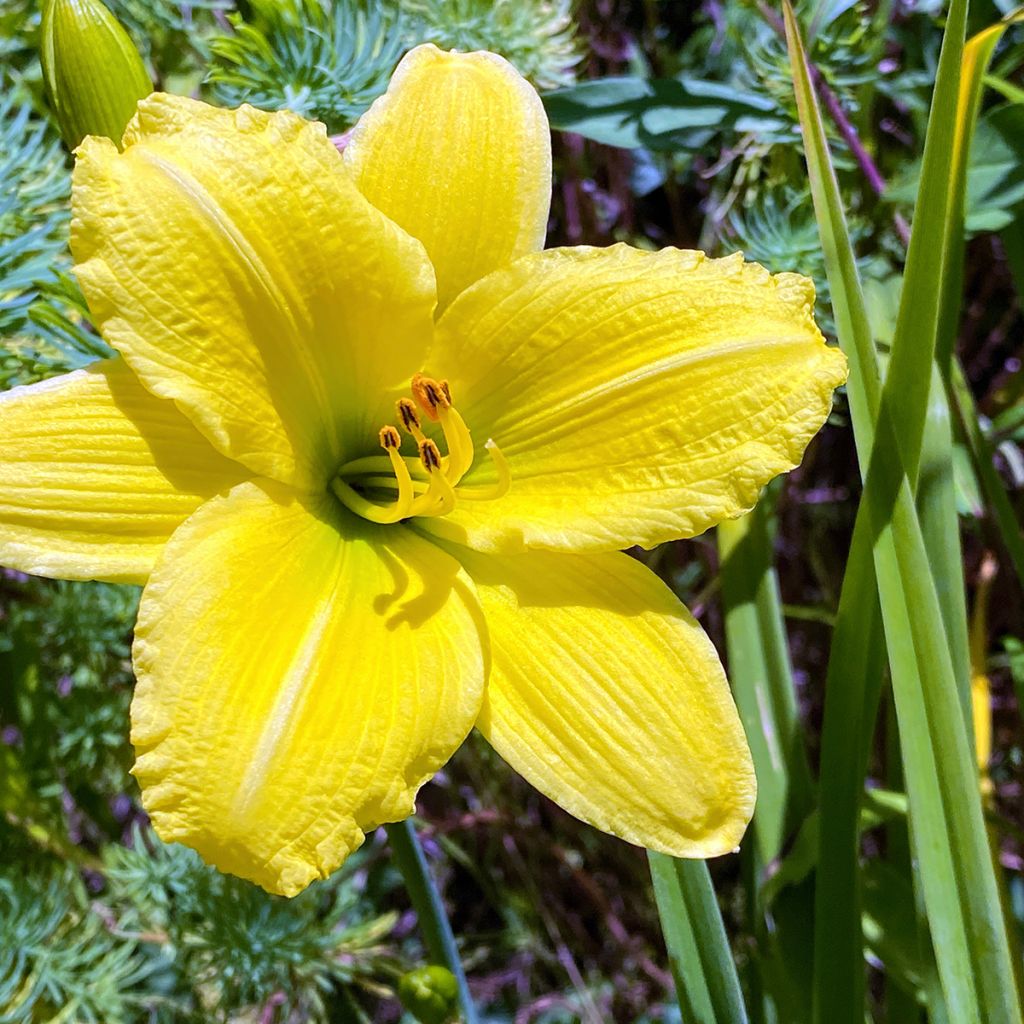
[402,0,581,90]
[208,0,406,131]
[0,77,108,392]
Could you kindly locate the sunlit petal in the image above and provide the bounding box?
[132,481,486,896]
[345,44,551,312]
[72,94,436,489]
[0,358,245,583]
[449,544,755,856]
[423,245,846,552]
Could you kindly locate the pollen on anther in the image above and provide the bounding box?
[411,373,449,421]
[379,425,401,450]
[418,438,442,472]
[396,398,421,433]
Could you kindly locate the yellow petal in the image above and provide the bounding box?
[0,358,245,584]
[452,545,755,856]
[72,93,436,489]
[132,481,486,896]
[424,245,847,553]
[345,44,551,312]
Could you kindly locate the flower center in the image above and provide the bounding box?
[330,373,510,525]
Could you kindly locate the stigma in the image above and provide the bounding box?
[330,374,510,524]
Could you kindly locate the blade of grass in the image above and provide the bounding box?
[719,496,816,1023]
[940,10,1024,593]
[811,510,888,1024]
[938,9,1024,371]
[649,853,749,1024]
[884,0,973,711]
[785,5,1023,1023]
[930,12,1024,692]
[718,495,815,865]
[775,8,895,1019]
[385,819,478,1024]
[917,363,972,723]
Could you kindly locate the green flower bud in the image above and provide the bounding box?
[40,0,152,150]
[397,965,460,1024]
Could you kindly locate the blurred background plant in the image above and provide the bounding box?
[2,0,1024,1021]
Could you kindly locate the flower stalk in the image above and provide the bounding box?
[385,819,478,1024]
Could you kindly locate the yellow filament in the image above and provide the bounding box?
[335,454,427,480]
[357,474,430,495]
[331,430,414,524]
[454,439,511,501]
[437,406,475,483]
[409,439,456,516]
[333,376,509,522]
[412,468,456,516]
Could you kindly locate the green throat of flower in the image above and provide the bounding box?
[331,373,511,525]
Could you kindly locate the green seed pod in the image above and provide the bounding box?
[397,965,460,1024]
[40,0,152,150]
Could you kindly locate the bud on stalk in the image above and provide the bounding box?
[40,0,152,150]
[397,965,460,1024]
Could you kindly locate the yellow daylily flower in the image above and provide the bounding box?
[0,44,847,896]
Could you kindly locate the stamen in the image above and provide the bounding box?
[379,425,401,450]
[331,374,510,524]
[337,453,427,480]
[411,373,450,422]
[454,439,512,501]
[396,398,426,443]
[418,438,442,472]
[330,424,414,524]
[439,407,473,482]
[410,438,455,516]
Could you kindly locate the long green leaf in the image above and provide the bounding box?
[718,497,814,866]
[784,5,1023,1023]
[886,0,974,710]
[812,511,887,1024]
[776,9,893,1018]
[649,853,749,1024]
[719,498,816,1023]
[939,8,1024,370]
[940,10,1024,593]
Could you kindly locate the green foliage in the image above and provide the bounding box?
[724,185,879,333]
[105,0,230,85]
[1,576,137,807]
[402,0,581,91]
[207,0,406,132]
[208,0,581,132]
[542,77,786,151]
[0,78,109,391]
[0,867,152,1023]
[104,832,400,1021]
[0,834,399,1023]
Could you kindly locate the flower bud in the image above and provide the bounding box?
[40,0,152,150]
[397,965,460,1024]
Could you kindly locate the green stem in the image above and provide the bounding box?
[385,818,478,1024]
[649,853,749,1024]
